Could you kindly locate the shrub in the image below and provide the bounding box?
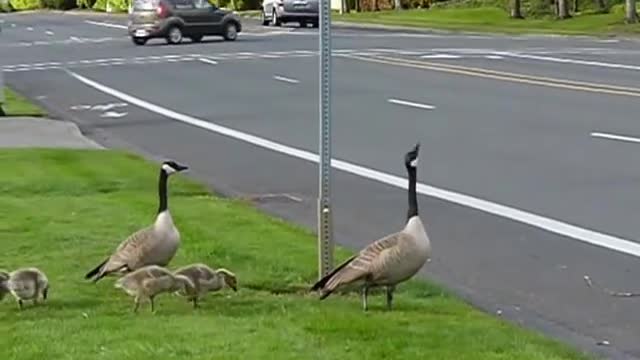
[8,0,40,10]
[40,0,75,9]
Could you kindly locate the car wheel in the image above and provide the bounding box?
[191,35,203,43]
[261,9,269,26]
[312,21,319,28]
[222,22,238,41]
[131,37,147,46]
[166,26,183,45]
[271,9,281,26]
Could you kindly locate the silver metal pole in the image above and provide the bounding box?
[318,0,333,278]
[0,21,4,116]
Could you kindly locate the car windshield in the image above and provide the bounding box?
[133,0,158,10]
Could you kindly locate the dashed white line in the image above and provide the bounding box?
[26,27,33,31]
[388,98,436,110]
[66,69,640,260]
[273,75,299,84]
[591,132,640,144]
[84,20,127,29]
[199,58,218,65]
[420,54,462,59]
[45,30,54,36]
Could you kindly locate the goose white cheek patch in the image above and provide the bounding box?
[410,158,418,167]
[162,164,176,174]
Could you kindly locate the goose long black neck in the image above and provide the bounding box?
[157,169,168,214]
[407,166,418,221]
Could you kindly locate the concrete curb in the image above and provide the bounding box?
[0,117,105,149]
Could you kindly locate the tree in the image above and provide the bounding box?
[394,0,401,10]
[557,0,571,18]
[511,0,523,18]
[626,0,638,23]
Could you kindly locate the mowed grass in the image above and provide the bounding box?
[0,149,592,360]
[1,87,47,117]
[333,7,640,35]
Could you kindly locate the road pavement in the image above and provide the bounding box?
[3,10,640,359]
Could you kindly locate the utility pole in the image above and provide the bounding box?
[318,0,334,278]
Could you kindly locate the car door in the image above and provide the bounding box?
[168,0,199,34]
[192,0,224,35]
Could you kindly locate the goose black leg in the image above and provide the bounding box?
[17,299,23,310]
[192,297,198,309]
[386,285,395,311]
[133,296,140,313]
[361,286,369,311]
[150,296,156,313]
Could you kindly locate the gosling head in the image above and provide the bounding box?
[161,160,189,176]
[217,269,238,292]
[404,142,420,170]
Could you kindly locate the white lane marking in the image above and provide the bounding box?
[26,27,33,31]
[591,132,640,144]
[388,98,436,110]
[420,54,462,59]
[199,58,218,65]
[67,70,640,259]
[11,23,16,28]
[273,75,299,84]
[45,30,54,36]
[484,55,504,60]
[85,20,127,30]
[498,52,640,72]
[100,111,128,118]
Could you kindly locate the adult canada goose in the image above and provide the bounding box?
[310,143,431,311]
[173,263,237,308]
[114,265,196,313]
[84,160,189,283]
[1,267,49,310]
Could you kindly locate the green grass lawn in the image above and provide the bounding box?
[333,7,640,36]
[0,149,592,360]
[1,87,47,117]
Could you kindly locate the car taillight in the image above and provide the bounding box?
[156,4,167,17]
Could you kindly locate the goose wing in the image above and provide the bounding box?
[312,231,411,295]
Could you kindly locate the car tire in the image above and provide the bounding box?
[166,26,183,45]
[132,37,147,46]
[222,21,238,41]
[191,35,203,42]
[271,9,281,26]
[260,9,269,26]
[312,21,318,28]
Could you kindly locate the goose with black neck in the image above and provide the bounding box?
[310,143,432,311]
[84,160,189,283]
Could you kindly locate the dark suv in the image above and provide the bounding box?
[128,0,242,45]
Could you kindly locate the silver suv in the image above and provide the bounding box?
[260,0,318,28]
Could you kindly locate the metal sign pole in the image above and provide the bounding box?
[0,22,4,116]
[317,0,334,278]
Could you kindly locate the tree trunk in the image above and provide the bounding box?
[558,0,571,18]
[573,0,579,12]
[373,0,379,11]
[626,0,638,23]
[355,0,360,12]
[394,0,401,10]
[511,0,523,18]
[595,0,605,11]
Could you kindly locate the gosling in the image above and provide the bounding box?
[1,267,49,310]
[114,265,196,313]
[173,263,237,308]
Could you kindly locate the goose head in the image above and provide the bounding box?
[217,269,238,292]
[404,142,420,170]
[161,160,189,176]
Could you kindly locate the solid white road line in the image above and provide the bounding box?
[420,54,462,59]
[388,98,436,110]
[66,70,640,259]
[85,20,127,30]
[273,75,300,84]
[591,132,640,144]
[498,52,640,72]
[198,58,218,65]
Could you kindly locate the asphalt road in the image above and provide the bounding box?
[3,10,640,359]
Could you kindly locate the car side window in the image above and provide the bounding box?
[171,0,195,10]
[194,0,213,9]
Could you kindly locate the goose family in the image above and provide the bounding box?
[311,143,431,311]
[173,263,238,308]
[84,160,189,283]
[0,267,49,310]
[114,265,197,313]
